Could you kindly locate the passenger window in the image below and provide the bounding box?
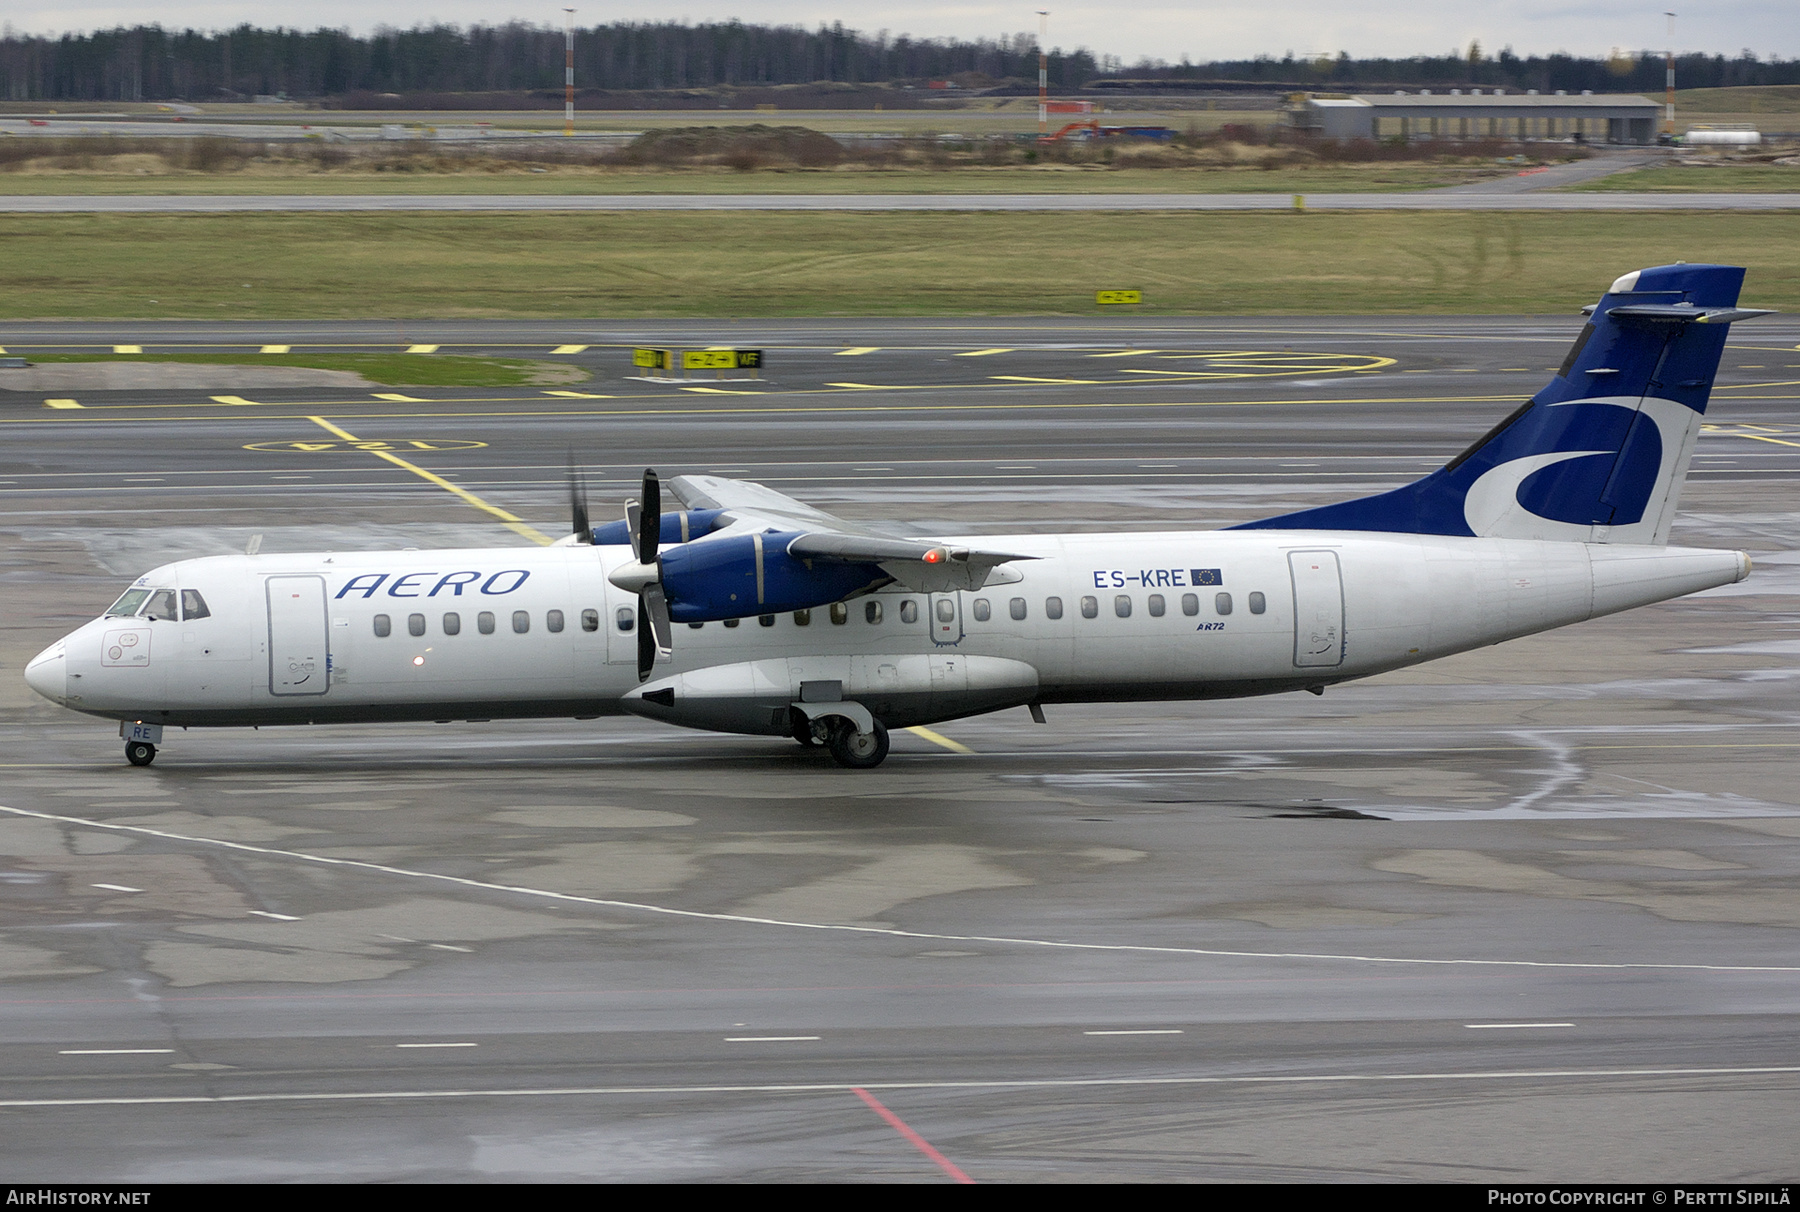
[581,608,599,632]
[547,609,564,633]
[1216,592,1233,616]
[1010,597,1027,621]
[973,598,991,622]
[723,617,740,628]
[513,611,530,634]
[793,609,811,626]
[900,600,919,624]
[478,611,496,635]
[180,590,211,620]
[830,602,848,625]
[1080,596,1098,619]
[443,612,461,636]
[935,599,955,623]
[1181,593,1199,616]
[1147,593,1165,617]
[373,614,392,637]
[1114,595,1132,618]
[615,608,634,633]
[408,613,426,637]
[865,600,883,624]
[1249,591,1267,615]
[759,614,775,627]
[144,589,178,620]
[1045,596,1063,620]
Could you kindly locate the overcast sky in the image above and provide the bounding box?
[5,3,1797,63]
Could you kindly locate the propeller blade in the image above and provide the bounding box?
[568,464,592,544]
[637,593,656,681]
[637,468,662,565]
[624,498,641,546]
[642,583,673,653]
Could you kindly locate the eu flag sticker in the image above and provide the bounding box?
[1191,568,1222,586]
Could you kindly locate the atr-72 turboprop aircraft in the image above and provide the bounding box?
[24,264,1773,768]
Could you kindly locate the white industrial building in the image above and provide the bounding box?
[1290,90,1662,144]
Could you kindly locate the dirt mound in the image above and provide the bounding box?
[618,124,844,169]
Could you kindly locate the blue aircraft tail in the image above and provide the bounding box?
[1234,264,1771,545]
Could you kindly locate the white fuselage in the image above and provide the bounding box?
[25,531,1749,734]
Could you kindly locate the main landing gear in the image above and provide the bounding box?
[125,741,157,767]
[791,709,890,768]
[826,719,889,769]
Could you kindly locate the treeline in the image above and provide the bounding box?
[0,22,1095,101]
[1127,48,1800,94]
[1,22,1795,104]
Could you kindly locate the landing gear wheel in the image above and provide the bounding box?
[125,741,156,767]
[826,719,889,769]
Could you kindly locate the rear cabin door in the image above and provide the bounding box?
[1288,551,1345,668]
[267,575,330,696]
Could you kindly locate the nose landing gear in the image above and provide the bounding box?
[125,741,156,767]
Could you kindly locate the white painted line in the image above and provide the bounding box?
[8,1063,1800,1110]
[89,883,142,893]
[427,943,473,952]
[247,910,299,921]
[725,1036,821,1043]
[1083,1029,1184,1036]
[955,347,1012,357]
[835,347,879,356]
[58,1049,175,1055]
[394,1042,478,1049]
[1465,1023,1576,1030]
[4,803,1797,976]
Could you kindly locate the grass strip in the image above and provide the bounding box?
[16,352,586,386]
[2,211,1797,319]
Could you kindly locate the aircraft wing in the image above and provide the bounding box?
[667,473,1035,592]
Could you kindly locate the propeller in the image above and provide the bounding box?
[567,462,592,544]
[622,468,673,681]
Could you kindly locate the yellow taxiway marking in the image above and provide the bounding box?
[260,344,290,354]
[541,390,613,398]
[1717,379,1800,391]
[1088,349,1163,357]
[209,395,260,407]
[836,347,880,356]
[991,375,1101,385]
[550,344,589,355]
[681,386,763,395]
[372,393,430,402]
[404,344,439,354]
[44,399,82,409]
[0,346,7,354]
[112,345,141,354]
[1739,434,1800,450]
[955,348,1013,357]
[906,726,973,755]
[306,415,552,546]
[824,382,906,390]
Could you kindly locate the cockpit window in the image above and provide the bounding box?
[180,590,211,620]
[105,589,152,617]
[143,589,178,620]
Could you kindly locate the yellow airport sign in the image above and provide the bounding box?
[682,350,739,371]
[633,348,673,370]
[1096,290,1143,306]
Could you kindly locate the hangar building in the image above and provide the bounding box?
[1290,91,1661,144]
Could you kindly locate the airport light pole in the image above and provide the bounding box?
[1037,11,1049,139]
[564,8,577,137]
[1664,11,1676,137]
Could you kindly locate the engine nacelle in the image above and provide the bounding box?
[591,508,729,548]
[659,531,888,622]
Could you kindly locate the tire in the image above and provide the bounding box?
[125,741,156,767]
[826,719,889,769]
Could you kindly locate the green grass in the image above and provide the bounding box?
[3,211,1797,319]
[1569,163,1800,193]
[19,351,587,386]
[0,164,1497,195]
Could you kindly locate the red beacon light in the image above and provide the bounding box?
[922,547,947,564]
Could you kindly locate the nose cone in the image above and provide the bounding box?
[24,640,67,706]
